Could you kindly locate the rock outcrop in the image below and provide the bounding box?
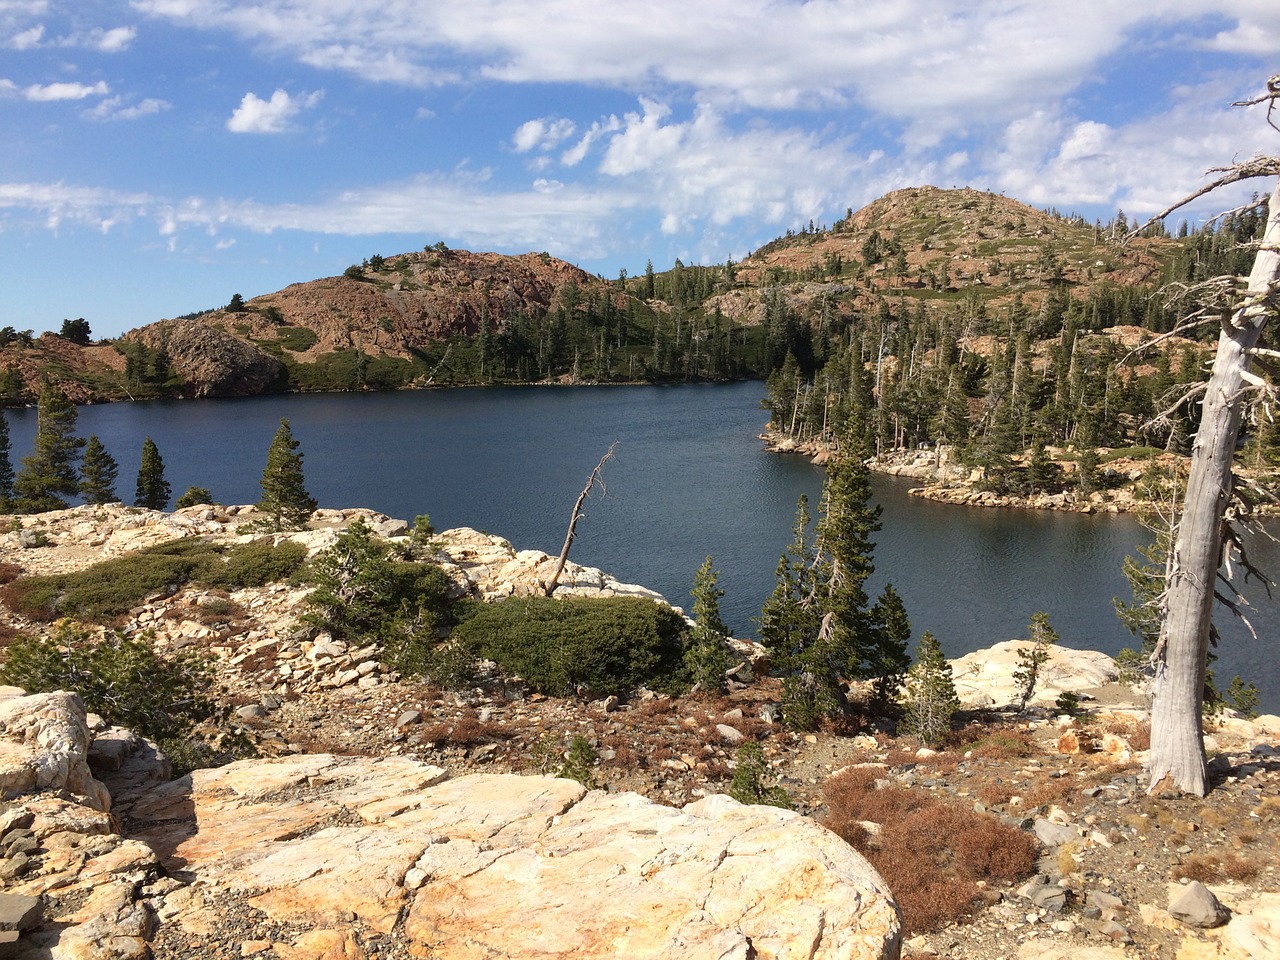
[129,319,284,397]
[0,689,903,959]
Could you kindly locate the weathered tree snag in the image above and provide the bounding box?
[543,443,616,596]
[1148,180,1280,797]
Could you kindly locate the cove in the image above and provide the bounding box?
[6,381,1277,711]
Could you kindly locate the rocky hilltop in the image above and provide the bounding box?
[0,186,1188,402]
[0,505,1277,959]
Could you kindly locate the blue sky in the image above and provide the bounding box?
[2,1,1278,339]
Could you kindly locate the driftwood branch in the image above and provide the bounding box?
[543,443,617,596]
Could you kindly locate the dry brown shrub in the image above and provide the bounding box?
[421,712,509,746]
[821,767,1038,934]
[1021,774,1077,808]
[1128,721,1151,751]
[1174,852,1260,883]
[1172,855,1218,883]
[0,563,23,585]
[1252,797,1280,822]
[975,781,1014,807]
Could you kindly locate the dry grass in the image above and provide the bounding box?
[822,766,1038,934]
[420,711,510,747]
[1173,851,1260,883]
[951,723,1037,759]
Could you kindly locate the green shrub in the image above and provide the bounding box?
[558,734,598,788]
[727,741,792,808]
[203,540,307,589]
[301,518,456,675]
[174,486,215,509]
[275,327,319,353]
[0,622,221,754]
[0,538,308,622]
[452,595,689,698]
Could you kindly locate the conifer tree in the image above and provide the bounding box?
[258,418,317,530]
[684,556,734,692]
[134,436,170,510]
[762,427,908,729]
[902,631,959,747]
[79,435,119,504]
[12,382,84,512]
[869,582,912,708]
[0,412,13,508]
[1013,611,1059,711]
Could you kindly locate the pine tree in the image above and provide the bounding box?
[0,412,13,508]
[869,582,912,708]
[258,418,317,529]
[79,435,119,504]
[1013,611,1059,711]
[762,426,904,730]
[684,556,734,692]
[12,382,85,513]
[902,631,959,747]
[133,437,171,509]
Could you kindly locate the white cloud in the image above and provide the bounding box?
[83,96,171,121]
[87,26,137,53]
[23,80,109,101]
[512,117,575,153]
[227,88,322,133]
[7,23,41,48]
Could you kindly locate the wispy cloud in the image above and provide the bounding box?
[227,88,323,133]
[20,79,110,101]
[83,95,171,121]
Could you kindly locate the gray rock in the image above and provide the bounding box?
[1099,920,1131,942]
[1033,818,1077,847]
[0,854,31,881]
[759,704,780,725]
[1169,880,1230,929]
[1029,884,1068,912]
[235,704,269,721]
[0,893,42,931]
[395,710,422,730]
[716,724,746,745]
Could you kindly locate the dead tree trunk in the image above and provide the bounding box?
[543,444,616,596]
[1148,180,1280,796]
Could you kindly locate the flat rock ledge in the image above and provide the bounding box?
[0,690,901,960]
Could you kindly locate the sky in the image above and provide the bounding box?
[2,2,1279,339]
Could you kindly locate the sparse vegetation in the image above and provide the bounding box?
[0,538,307,622]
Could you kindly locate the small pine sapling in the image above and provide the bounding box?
[727,741,791,808]
[684,555,734,692]
[1013,611,1058,711]
[901,631,959,747]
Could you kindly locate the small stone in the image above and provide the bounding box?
[395,710,422,729]
[1100,920,1131,942]
[715,724,745,745]
[236,704,269,721]
[1034,818,1077,847]
[1169,881,1230,929]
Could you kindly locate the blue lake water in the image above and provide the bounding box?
[6,381,1277,710]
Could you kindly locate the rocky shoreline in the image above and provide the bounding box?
[762,430,1160,514]
[0,504,1277,959]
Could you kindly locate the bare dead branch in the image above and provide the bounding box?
[542,443,617,596]
[1126,155,1280,240]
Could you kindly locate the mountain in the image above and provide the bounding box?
[0,187,1200,402]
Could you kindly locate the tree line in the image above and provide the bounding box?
[0,381,316,527]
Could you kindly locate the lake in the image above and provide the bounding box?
[6,381,1277,711]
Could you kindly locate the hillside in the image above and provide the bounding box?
[0,186,1207,403]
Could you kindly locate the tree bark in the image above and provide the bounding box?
[1148,180,1280,796]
